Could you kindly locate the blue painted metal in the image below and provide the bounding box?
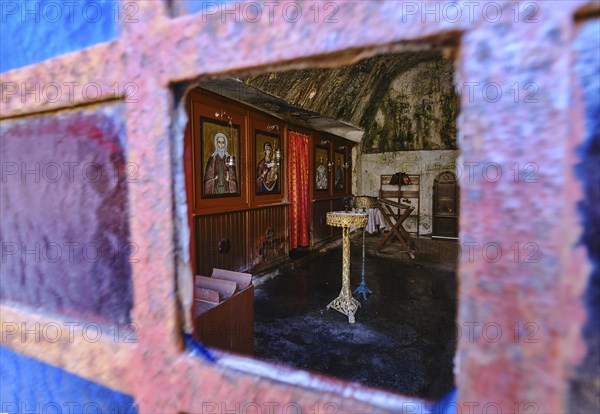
[181,0,243,16]
[1,0,119,73]
[0,345,137,413]
[571,18,600,413]
[429,387,457,414]
[184,0,210,15]
[184,333,217,363]
[0,105,133,325]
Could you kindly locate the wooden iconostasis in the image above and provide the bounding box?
[184,88,354,276]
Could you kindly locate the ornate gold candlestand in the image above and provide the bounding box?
[325,211,368,323]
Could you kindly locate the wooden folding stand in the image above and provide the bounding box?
[375,198,416,258]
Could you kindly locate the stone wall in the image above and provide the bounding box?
[244,51,459,152]
[357,150,459,235]
[359,55,458,152]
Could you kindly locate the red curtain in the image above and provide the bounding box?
[288,132,310,249]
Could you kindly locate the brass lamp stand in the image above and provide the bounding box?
[325,211,368,323]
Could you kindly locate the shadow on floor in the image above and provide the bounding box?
[253,234,458,400]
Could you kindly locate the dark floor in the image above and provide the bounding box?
[253,234,458,401]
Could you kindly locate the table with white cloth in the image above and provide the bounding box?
[365,208,390,234]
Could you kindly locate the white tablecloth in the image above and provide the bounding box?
[365,208,390,234]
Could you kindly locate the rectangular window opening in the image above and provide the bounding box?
[178,45,461,402]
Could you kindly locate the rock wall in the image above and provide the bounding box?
[360,55,458,152]
[244,51,459,152]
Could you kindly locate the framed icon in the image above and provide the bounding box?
[333,151,345,191]
[314,146,329,191]
[200,116,241,198]
[255,130,282,195]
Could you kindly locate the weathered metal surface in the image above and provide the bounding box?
[0,104,133,325]
[0,0,596,413]
[455,4,594,411]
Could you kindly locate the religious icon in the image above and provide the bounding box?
[401,173,412,185]
[314,146,329,191]
[255,131,281,194]
[334,151,345,191]
[200,117,241,198]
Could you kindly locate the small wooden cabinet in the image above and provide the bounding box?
[432,171,459,239]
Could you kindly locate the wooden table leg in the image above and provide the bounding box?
[375,205,414,257]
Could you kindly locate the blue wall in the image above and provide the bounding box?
[0,346,136,413]
[1,0,119,73]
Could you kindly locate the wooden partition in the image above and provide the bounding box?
[185,88,355,273]
[185,89,289,276]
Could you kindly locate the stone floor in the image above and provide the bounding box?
[253,233,458,401]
